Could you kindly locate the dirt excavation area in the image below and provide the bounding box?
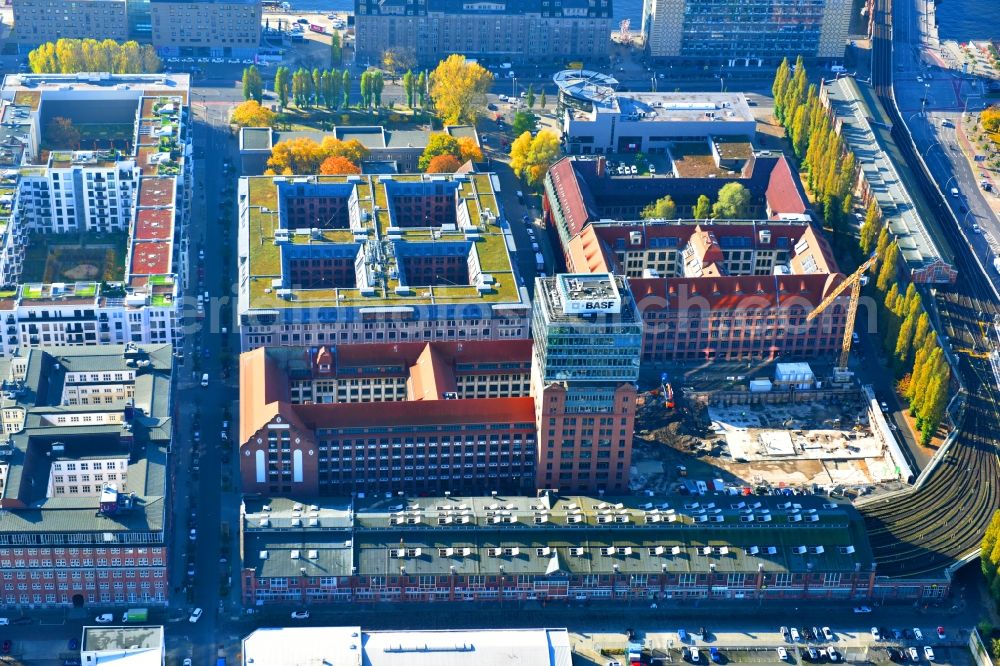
[629,390,891,496]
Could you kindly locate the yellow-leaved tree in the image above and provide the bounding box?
[265,137,369,175]
[429,55,493,125]
[509,130,560,187]
[231,101,277,128]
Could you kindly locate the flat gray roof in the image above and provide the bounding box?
[823,76,955,282]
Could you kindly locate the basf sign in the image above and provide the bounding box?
[557,274,623,314]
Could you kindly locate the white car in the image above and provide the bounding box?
[790,627,800,642]
[913,628,924,641]
[908,647,919,661]
[95,613,114,623]
[189,528,197,540]
[189,607,203,623]
[827,647,839,662]
[291,610,310,619]
[822,627,834,641]
[871,627,881,641]
[854,605,873,613]
[690,648,700,663]
[183,660,192,666]
[924,647,935,661]
[777,647,788,662]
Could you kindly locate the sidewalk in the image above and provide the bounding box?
[956,118,1000,223]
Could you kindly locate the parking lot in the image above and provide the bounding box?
[572,623,974,666]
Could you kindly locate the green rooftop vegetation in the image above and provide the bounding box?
[244,173,521,310]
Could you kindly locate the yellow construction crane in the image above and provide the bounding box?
[806,254,879,375]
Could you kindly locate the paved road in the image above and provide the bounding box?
[164,81,241,666]
[890,0,1000,275]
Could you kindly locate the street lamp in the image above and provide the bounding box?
[511,76,516,102]
[922,141,942,159]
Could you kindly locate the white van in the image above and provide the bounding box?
[200,373,209,387]
[950,187,959,197]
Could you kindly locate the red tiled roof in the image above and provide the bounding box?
[135,208,173,240]
[632,272,840,312]
[765,156,809,217]
[331,340,532,369]
[130,241,171,275]
[137,177,175,208]
[548,157,593,237]
[293,397,536,429]
[408,343,457,400]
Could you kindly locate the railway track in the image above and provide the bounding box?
[857,0,1000,579]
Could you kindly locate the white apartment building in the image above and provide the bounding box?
[0,73,192,357]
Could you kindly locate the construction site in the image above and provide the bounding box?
[630,375,906,498]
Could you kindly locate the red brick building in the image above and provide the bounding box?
[543,156,850,363]
[0,344,173,609]
[239,342,539,496]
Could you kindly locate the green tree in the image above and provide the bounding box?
[539,89,547,109]
[876,241,899,292]
[274,67,290,108]
[321,70,334,108]
[641,195,677,220]
[291,69,306,106]
[874,225,891,260]
[371,70,384,108]
[418,133,462,171]
[403,70,415,108]
[693,194,712,219]
[512,111,537,136]
[329,70,342,110]
[859,200,880,254]
[772,57,791,123]
[360,71,371,109]
[526,84,535,109]
[242,65,263,103]
[330,31,342,66]
[417,71,428,107]
[712,182,752,219]
[309,69,320,105]
[342,70,351,108]
[45,116,81,149]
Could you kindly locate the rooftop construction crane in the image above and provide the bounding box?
[806,253,879,378]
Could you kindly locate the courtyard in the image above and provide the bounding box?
[21,232,129,284]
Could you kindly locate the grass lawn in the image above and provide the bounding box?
[21,232,128,283]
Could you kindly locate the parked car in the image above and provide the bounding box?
[914,628,924,641]
[777,647,788,662]
[822,627,834,641]
[95,614,114,623]
[871,627,882,641]
[291,610,310,619]
[854,605,873,613]
[807,647,819,661]
[189,608,203,623]
[690,648,700,663]
[827,647,839,662]
[908,647,919,661]
[790,628,800,642]
[709,647,721,664]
